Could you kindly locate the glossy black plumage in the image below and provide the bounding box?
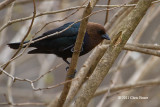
[8,22,110,63]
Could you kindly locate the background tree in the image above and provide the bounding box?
[0,0,160,107]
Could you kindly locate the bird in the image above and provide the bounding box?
[8,22,110,76]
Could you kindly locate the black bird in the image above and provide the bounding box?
[8,22,110,68]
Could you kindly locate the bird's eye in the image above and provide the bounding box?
[98,30,105,35]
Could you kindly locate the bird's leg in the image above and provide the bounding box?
[63,58,70,65]
[63,58,77,78]
[63,58,70,71]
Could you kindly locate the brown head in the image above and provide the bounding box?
[85,22,110,52]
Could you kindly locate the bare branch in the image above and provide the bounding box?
[56,0,100,107]
[104,0,111,25]
[74,0,153,106]
[0,1,159,33]
[1,0,36,71]
[94,78,160,97]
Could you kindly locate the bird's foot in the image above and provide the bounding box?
[67,70,77,78]
[65,66,77,78]
[65,66,69,71]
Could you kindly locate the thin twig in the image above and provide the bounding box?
[94,78,160,97]
[0,64,78,91]
[124,45,160,57]
[104,0,111,24]
[32,63,63,83]
[34,78,79,91]
[1,0,159,33]
[1,0,36,71]
[7,62,15,107]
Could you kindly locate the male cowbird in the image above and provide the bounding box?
[8,22,110,66]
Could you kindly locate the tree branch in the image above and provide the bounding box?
[0,0,36,72]
[1,1,159,33]
[55,1,100,107]
[104,0,111,25]
[94,78,160,97]
[74,0,153,106]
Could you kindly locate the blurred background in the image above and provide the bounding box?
[0,0,160,107]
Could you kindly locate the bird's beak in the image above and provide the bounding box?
[102,34,110,40]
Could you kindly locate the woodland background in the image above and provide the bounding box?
[0,0,160,107]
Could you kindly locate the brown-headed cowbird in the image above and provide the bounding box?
[8,22,110,65]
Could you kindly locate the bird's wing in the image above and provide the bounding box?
[34,22,80,40]
[29,22,81,49]
[8,22,80,50]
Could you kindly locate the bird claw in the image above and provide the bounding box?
[66,66,69,71]
[65,67,77,78]
[67,73,75,78]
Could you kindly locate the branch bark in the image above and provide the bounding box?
[73,0,153,106]
[54,0,100,107]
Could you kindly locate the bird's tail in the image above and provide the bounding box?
[8,43,21,49]
[8,41,28,49]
